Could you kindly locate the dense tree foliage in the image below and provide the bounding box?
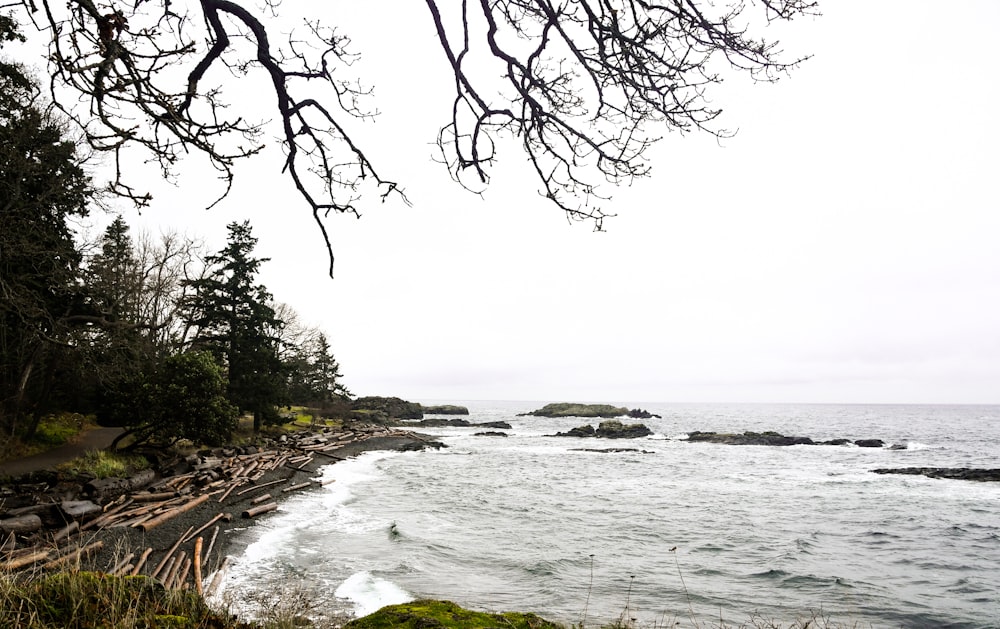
[0,38,348,445]
[6,0,816,271]
[106,351,238,448]
[0,20,94,439]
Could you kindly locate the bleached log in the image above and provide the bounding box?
[2,550,51,570]
[282,481,312,493]
[249,493,272,505]
[241,503,277,519]
[203,526,219,568]
[205,556,231,598]
[173,556,191,590]
[82,498,135,530]
[52,521,80,543]
[235,478,287,496]
[216,479,246,503]
[42,541,104,569]
[150,527,193,579]
[130,547,153,576]
[183,513,226,543]
[109,551,135,575]
[193,537,204,595]
[137,494,210,531]
[157,556,177,585]
[131,492,177,503]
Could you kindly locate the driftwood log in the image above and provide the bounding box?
[137,494,210,532]
[0,514,42,534]
[42,541,104,570]
[241,503,278,519]
[193,537,204,595]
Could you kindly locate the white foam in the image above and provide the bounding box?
[224,450,405,590]
[334,570,413,617]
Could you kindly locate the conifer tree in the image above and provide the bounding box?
[0,19,93,438]
[182,221,285,431]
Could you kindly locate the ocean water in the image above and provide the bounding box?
[216,403,1000,628]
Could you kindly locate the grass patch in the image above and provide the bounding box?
[0,414,92,463]
[56,450,150,479]
[0,571,251,629]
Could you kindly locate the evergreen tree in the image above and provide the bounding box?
[88,216,141,323]
[182,221,285,431]
[284,332,350,406]
[0,20,93,438]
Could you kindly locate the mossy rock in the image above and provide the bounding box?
[351,397,423,420]
[519,403,629,418]
[420,405,470,415]
[345,600,564,629]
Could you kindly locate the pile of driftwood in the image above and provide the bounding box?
[0,423,424,594]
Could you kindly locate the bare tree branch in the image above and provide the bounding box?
[16,0,816,272]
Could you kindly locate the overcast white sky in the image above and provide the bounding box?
[88,1,1000,404]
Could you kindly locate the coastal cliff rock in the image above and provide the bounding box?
[421,405,470,415]
[351,396,423,420]
[519,403,629,418]
[871,467,1000,482]
[551,420,652,439]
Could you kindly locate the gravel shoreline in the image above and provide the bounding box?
[75,430,442,594]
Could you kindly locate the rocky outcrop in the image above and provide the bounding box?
[628,408,662,419]
[519,403,630,418]
[404,419,512,429]
[474,432,509,437]
[421,405,470,415]
[569,448,653,454]
[871,468,1000,482]
[552,425,596,438]
[550,420,652,439]
[351,396,423,420]
[685,432,888,448]
[686,431,816,446]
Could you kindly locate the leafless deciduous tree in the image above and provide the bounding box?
[13,0,818,272]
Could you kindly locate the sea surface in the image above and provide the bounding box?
[216,403,1000,628]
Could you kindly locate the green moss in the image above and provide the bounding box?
[344,600,564,629]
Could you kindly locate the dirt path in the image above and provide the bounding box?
[0,426,124,477]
